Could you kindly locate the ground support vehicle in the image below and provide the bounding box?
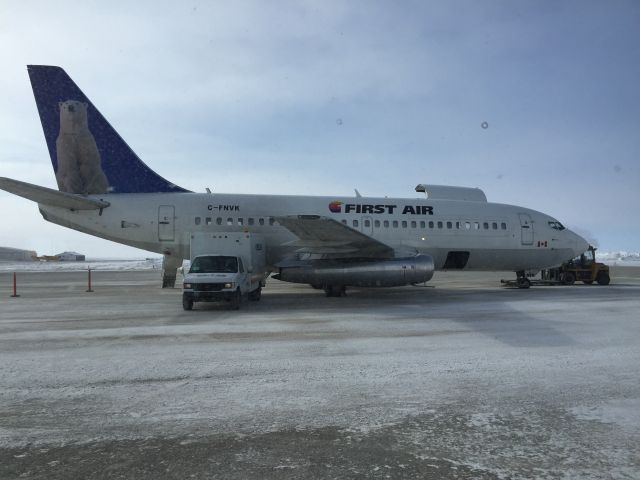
[502,246,610,288]
[182,232,267,310]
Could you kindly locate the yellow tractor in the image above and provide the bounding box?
[541,246,610,285]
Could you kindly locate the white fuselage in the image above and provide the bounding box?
[38,192,588,272]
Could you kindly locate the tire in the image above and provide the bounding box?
[596,272,610,285]
[516,277,531,289]
[182,295,193,311]
[230,288,242,310]
[562,272,576,285]
[324,285,346,297]
[249,287,262,301]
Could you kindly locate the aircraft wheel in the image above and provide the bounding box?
[324,285,346,297]
[596,272,610,285]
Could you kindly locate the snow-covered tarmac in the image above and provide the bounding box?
[1,267,639,479]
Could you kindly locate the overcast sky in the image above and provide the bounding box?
[1,0,639,257]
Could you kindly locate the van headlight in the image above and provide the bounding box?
[183,283,191,289]
[224,282,235,289]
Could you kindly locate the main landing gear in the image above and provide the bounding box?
[323,285,347,297]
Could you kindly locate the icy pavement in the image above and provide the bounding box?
[0,268,639,479]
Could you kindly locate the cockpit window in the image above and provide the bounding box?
[548,221,565,231]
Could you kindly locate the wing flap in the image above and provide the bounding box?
[0,177,110,210]
[275,215,393,258]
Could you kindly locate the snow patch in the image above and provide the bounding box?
[596,251,640,266]
[571,398,640,430]
[0,258,164,272]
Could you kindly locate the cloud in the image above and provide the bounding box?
[1,1,639,254]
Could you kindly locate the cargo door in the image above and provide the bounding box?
[158,205,175,241]
[519,213,533,245]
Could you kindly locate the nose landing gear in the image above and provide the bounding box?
[515,271,531,289]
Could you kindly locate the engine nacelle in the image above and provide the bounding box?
[274,255,434,287]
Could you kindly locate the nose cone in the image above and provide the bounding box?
[569,230,589,257]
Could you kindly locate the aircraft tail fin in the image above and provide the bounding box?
[27,65,188,194]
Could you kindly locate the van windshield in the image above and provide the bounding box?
[190,256,238,273]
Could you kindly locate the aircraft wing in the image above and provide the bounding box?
[0,177,110,210]
[275,215,394,258]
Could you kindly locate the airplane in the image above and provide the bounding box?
[0,65,589,295]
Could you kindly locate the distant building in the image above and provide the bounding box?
[0,246,37,262]
[56,251,86,261]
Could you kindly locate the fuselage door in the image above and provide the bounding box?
[519,213,534,245]
[158,205,175,241]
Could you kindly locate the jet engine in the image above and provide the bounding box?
[273,254,434,287]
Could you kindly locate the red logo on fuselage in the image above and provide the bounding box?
[329,201,343,213]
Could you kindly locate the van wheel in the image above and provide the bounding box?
[596,272,610,285]
[230,289,242,310]
[249,287,262,301]
[562,272,576,285]
[182,296,193,311]
[516,277,531,289]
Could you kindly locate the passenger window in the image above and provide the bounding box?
[393,221,398,228]
[206,217,212,225]
[474,222,480,230]
[364,219,371,227]
[248,218,254,226]
[353,220,359,227]
[483,222,489,229]
[259,218,265,226]
[420,221,425,229]
[492,222,498,230]
[437,221,443,229]
[384,220,389,228]
[447,221,452,229]
[429,221,434,229]
[411,221,417,228]
[341,219,347,225]
[227,218,233,226]
[216,217,222,225]
[195,217,201,225]
[455,221,460,229]
[501,222,507,230]
[465,221,471,230]
[402,221,407,228]
[374,220,380,228]
[237,218,243,226]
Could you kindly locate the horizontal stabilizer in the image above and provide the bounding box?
[0,177,110,210]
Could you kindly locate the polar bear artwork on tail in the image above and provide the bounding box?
[55,100,109,194]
